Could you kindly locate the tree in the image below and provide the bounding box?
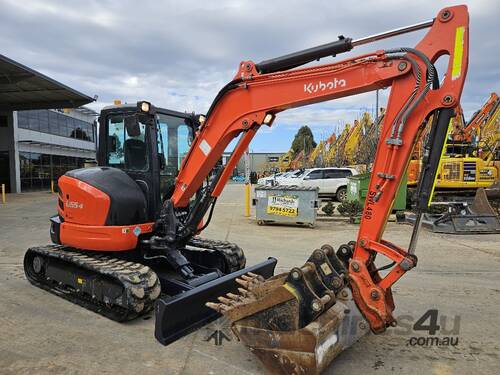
[291,125,317,155]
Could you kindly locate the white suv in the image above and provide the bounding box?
[282,167,358,201]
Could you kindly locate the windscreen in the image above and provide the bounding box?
[156,113,194,196]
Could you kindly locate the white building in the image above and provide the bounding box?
[0,53,95,192]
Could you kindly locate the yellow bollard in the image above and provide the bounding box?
[1,184,5,204]
[244,183,251,217]
[51,180,55,194]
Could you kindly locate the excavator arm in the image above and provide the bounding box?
[155,5,469,373]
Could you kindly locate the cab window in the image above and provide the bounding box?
[156,114,193,176]
[107,115,148,171]
[156,114,193,199]
[177,125,191,168]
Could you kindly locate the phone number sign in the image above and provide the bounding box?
[267,195,299,217]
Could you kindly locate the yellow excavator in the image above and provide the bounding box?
[308,140,326,167]
[276,149,294,172]
[408,94,499,198]
[327,123,350,166]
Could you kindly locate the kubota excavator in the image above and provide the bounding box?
[24,102,277,342]
[25,5,469,373]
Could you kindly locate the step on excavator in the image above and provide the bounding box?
[25,5,469,373]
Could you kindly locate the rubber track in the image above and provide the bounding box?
[186,237,246,273]
[24,245,161,322]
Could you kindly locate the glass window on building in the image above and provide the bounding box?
[72,119,83,140]
[39,110,49,133]
[88,123,93,141]
[19,151,87,191]
[17,109,95,143]
[79,122,86,141]
[65,115,74,138]
[48,110,59,135]
[18,111,29,129]
[84,123,91,142]
[28,110,39,132]
[59,113,67,137]
[19,152,31,191]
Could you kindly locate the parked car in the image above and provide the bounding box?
[257,170,303,186]
[274,169,302,185]
[280,167,358,201]
[257,172,284,186]
[231,175,245,182]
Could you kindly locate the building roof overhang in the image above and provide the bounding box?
[0,54,94,111]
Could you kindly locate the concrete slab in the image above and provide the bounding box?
[0,185,498,374]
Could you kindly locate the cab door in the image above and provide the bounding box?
[100,111,159,220]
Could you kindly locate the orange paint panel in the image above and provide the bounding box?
[60,222,154,251]
[58,175,110,226]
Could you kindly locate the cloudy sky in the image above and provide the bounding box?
[1,0,498,152]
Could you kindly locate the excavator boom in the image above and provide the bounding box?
[154,5,469,373]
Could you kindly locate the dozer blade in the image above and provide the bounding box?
[207,246,370,375]
[154,257,277,345]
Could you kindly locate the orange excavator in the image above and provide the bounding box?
[25,5,468,373]
[453,92,498,143]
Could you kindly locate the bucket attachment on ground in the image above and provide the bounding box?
[207,246,369,375]
[407,187,500,234]
[154,257,277,345]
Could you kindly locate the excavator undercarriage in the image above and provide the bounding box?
[24,237,249,322]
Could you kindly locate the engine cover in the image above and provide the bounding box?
[55,167,152,251]
[58,167,148,226]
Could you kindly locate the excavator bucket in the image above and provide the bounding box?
[207,245,370,375]
[155,257,277,345]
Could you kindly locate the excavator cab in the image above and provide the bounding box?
[97,102,197,219]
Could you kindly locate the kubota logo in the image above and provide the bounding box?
[66,201,84,209]
[304,78,347,94]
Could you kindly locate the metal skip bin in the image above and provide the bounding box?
[253,185,319,227]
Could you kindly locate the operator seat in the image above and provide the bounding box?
[124,139,147,170]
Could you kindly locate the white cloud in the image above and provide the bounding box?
[0,0,498,149]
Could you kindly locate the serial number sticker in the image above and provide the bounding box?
[267,195,299,217]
